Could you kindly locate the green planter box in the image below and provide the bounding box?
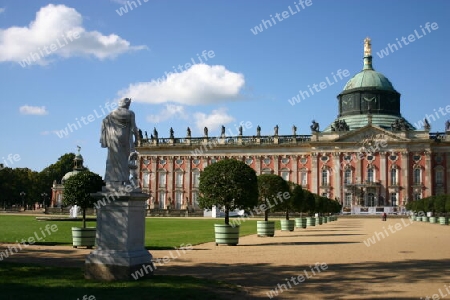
[317,217,323,225]
[306,217,316,227]
[257,221,275,237]
[214,224,240,246]
[280,220,295,231]
[429,217,437,224]
[439,217,449,225]
[71,227,96,249]
[295,217,307,228]
[322,217,328,224]
[422,216,429,222]
[326,216,332,222]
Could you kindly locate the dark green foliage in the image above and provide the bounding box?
[257,174,290,221]
[198,159,258,225]
[304,190,316,216]
[433,195,446,215]
[63,170,103,228]
[290,183,306,216]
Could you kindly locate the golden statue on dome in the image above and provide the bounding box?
[364,37,372,57]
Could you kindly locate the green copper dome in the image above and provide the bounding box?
[343,69,395,91]
[343,56,396,91]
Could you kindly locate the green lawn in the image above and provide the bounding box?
[0,262,240,300]
[0,215,278,248]
[0,215,269,299]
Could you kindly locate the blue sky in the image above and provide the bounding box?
[0,0,448,178]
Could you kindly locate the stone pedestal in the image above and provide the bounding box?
[85,188,153,280]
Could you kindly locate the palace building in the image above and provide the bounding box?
[136,38,450,215]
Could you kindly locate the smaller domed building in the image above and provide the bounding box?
[51,147,86,207]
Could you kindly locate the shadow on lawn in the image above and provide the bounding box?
[1,263,252,300]
[158,258,450,299]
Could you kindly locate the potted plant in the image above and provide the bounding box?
[274,179,294,232]
[256,174,289,236]
[433,195,445,224]
[292,184,307,229]
[63,170,104,248]
[305,191,316,226]
[198,159,258,245]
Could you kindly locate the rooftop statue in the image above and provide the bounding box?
[100,97,140,186]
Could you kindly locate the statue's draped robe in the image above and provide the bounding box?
[100,108,138,183]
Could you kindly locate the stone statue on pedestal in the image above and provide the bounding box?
[100,97,140,188]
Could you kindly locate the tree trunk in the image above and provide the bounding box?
[264,202,269,222]
[82,208,86,228]
[225,206,229,225]
[285,208,289,220]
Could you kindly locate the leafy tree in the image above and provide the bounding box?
[272,178,294,220]
[198,159,258,225]
[38,153,78,196]
[290,183,306,217]
[304,190,316,216]
[445,195,450,217]
[63,170,104,228]
[257,174,290,221]
[434,195,446,216]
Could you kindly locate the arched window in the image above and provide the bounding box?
[413,168,421,185]
[321,169,328,186]
[192,169,200,188]
[435,167,444,184]
[175,169,183,188]
[280,168,290,181]
[390,168,397,185]
[262,168,272,175]
[367,168,374,183]
[344,168,352,184]
[299,168,308,186]
[158,169,166,188]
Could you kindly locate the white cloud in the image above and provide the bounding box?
[0,8,5,14]
[19,105,48,115]
[146,104,187,123]
[0,4,146,65]
[194,108,235,133]
[110,0,128,4]
[119,64,245,105]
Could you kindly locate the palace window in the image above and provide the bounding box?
[413,168,421,185]
[280,168,290,181]
[390,193,397,206]
[175,191,183,209]
[158,170,166,188]
[436,168,444,184]
[300,168,308,186]
[367,168,374,183]
[390,168,397,186]
[344,169,352,184]
[344,193,352,207]
[142,172,150,188]
[191,191,199,208]
[262,168,272,175]
[159,192,166,209]
[321,169,328,186]
[175,171,183,188]
[192,169,200,188]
